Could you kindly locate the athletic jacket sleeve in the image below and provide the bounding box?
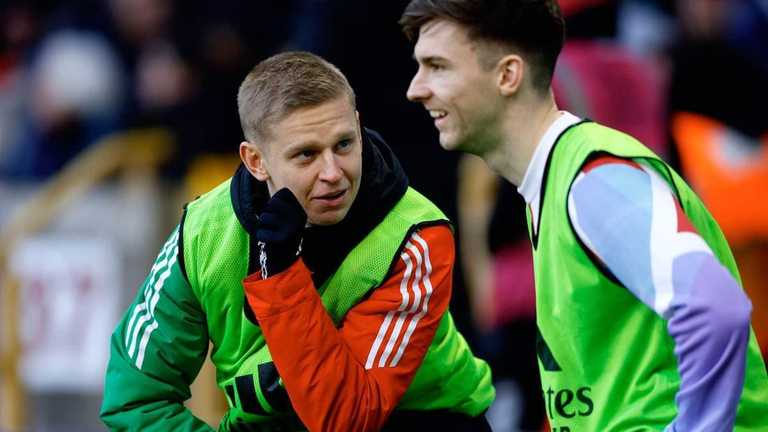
[567,156,752,431]
[243,225,454,432]
[100,226,213,431]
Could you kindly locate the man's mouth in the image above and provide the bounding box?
[429,109,447,119]
[428,109,448,129]
[314,189,347,206]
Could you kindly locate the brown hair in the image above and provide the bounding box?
[237,51,356,143]
[399,0,565,91]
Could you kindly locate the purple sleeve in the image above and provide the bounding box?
[568,159,752,431]
[666,252,751,431]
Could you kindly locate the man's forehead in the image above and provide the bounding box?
[281,123,358,147]
[416,19,514,69]
[256,105,353,151]
[274,104,357,147]
[415,19,474,56]
[418,19,470,43]
[279,102,355,131]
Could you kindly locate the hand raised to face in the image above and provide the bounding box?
[256,187,307,277]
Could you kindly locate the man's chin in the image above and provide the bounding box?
[439,134,460,151]
[307,208,348,226]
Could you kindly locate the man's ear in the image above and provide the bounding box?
[496,54,524,96]
[239,141,269,181]
[355,110,363,139]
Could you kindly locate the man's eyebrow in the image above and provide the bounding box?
[413,54,445,64]
[335,130,358,141]
[282,130,358,154]
[282,140,318,155]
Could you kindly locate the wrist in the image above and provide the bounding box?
[259,238,302,277]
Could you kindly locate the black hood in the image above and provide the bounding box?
[231,127,409,285]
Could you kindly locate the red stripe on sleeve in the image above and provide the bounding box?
[583,155,643,173]
[674,197,698,234]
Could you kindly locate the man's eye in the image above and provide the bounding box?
[295,150,315,160]
[337,139,352,150]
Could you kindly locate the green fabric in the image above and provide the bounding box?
[528,121,768,431]
[181,183,494,429]
[101,226,214,431]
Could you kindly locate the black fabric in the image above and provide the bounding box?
[242,301,258,326]
[230,159,267,276]
[488,179,528,254]
[228,421,247,432]
[224,384,237,407]
[230,163,269,236]
[235,375,267,416]
[536,326,562,372]
[230,127,409,287]
[255,188,307,276]
[257,362,292,413]
[177,206,190,283]
[383,410,492,431]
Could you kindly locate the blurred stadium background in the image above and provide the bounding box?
[0,0,766,431]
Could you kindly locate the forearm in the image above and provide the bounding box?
[665,252,751,431]
[101,226,212,431]
[568,157,753,429]
[245,260,401,431]
[244,227,453,431]
[101,327,213,432]
[251,270,397,431]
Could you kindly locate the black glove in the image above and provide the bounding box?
[255,188,307,277]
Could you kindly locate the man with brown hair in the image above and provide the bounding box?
[401,0,768,431]
[100,51,494,431]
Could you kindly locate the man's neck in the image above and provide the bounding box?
[483,91,561,187]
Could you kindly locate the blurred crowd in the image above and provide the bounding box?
[1,0,767,431]
[2,0,765,203]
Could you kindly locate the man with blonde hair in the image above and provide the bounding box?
[101,51,494,431]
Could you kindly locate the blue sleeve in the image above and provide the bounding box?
[567,160,752,431]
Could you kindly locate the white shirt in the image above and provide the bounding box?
[517,111,581,234]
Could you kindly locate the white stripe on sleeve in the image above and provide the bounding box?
[378,240,424,367]
[124,228,179,369]
[390,233,434,367]
[364,230,439,370]
[365,246,415,369]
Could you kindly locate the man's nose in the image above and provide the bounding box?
[406,70,430,102]
[318,153,343,182]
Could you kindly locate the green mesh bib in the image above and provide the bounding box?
[182,182,494,429]
[527,122,768,431]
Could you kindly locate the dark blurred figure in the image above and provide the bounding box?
[1,0,175,179]
[0,0,300,179]
[158,1,296,174]
[0,0,104,179]
[669,0,768,142]
[0,0,40,170]
[668,0,768,355]
[3,29,124,179]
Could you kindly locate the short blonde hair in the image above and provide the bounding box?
[237,51,356,143]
